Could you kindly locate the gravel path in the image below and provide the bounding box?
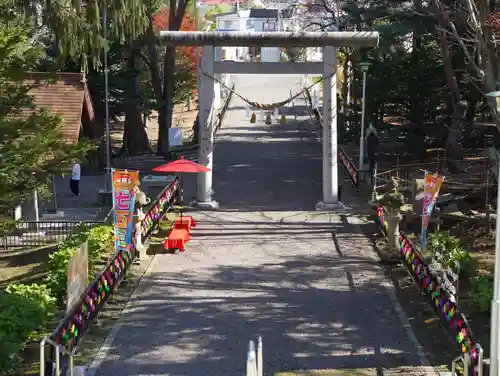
[94,75,434,376]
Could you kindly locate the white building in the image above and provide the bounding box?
[213,10,251,60]
[248,8,281,62]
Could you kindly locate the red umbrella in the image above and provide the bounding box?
[153,156,210,174]
[153,156,211,216]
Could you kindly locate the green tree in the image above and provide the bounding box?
[0,3,93,233]
[17,0,152,155]
[145,0,192,156]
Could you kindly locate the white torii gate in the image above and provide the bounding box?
[159,31,379,210]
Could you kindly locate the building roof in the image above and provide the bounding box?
[23,72,95,144]
[249,8,278,19]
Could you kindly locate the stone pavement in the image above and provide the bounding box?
[39,175,109,221]
[91,75,436,376]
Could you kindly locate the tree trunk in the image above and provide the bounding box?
[157,47,176,157]
[409,0,422,125]
[157,0,178,158]
[433,1,464,165]
[121,48,152,155]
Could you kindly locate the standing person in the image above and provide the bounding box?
[69,161,81,196]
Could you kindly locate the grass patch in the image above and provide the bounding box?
[0,246,55,288]
[147,212,179,255]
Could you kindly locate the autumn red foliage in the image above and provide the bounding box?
[153,9,199,71]
[485,12,500,31]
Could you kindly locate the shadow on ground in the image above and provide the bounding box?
[186,118,324,212]
[95,216,446,376]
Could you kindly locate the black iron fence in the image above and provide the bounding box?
[40,178,180,376]
[1,220,108,250]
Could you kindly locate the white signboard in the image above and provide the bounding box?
[168,128,183,147]
[67,241,88,312]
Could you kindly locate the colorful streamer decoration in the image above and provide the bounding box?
[141,179,179,238]
[338,148,358,187]
[398,233,482,373]
[420,172,445,249]
[50,178,179,352]
[376,206,388,236]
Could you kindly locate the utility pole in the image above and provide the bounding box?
[104,7,111,193]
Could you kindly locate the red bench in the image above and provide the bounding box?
[164,228,190,252]
[173,216,196,232]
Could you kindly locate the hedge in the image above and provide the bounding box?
[0,224,114,374]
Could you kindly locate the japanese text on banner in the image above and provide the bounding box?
[420,172,444,249]
[112,169,139,253]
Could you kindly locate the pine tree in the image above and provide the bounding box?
[0,4,93,233]
[18,0,148,70]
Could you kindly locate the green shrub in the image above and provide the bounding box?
[46,224,114,300]
[5,283,56,319]
[0,224,115,373]
[0,291,46,373]
[465,274,493,313]
[427,231,475,274]
[87,226,114,262]
[45,243,78,301]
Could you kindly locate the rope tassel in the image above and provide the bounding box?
[280,115,287,124]
[265,114,272,125]
[250,112,256,124]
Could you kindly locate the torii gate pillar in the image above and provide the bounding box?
[316,46,342,210]
[196,45,219,209]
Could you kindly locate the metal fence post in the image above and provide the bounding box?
[451,355,461,375]
[464,352,470,375]
[40,335,75,376]
[40,337,46,376]
[55,344,60,376]
[477,346,484,376]
[247,340,257,376]
[257,336,263,376]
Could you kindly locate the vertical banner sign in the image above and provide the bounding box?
[420,172,445,249]
[112,169,139,254]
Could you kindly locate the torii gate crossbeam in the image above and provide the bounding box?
[159,31,379,210]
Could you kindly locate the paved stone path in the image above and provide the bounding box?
[92,75,435,376]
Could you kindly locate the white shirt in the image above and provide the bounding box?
[71,164,81,180]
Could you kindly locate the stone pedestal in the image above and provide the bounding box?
[386,212,402,254]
